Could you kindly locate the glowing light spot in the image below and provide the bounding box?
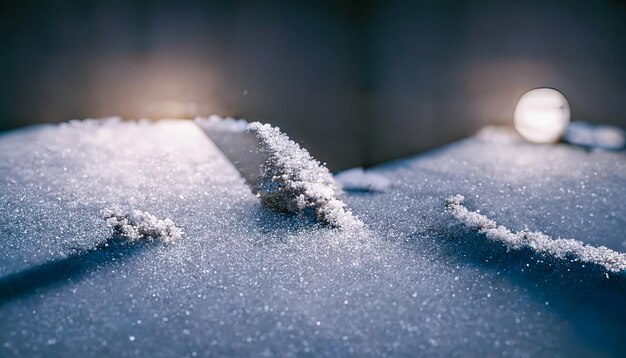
[514,88,570,143]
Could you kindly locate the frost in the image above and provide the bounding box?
[101,208,183,244]
[446,195,626,272]
[247,122,363,229]
[334,167,392,192]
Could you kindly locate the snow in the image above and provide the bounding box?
[334,167,392,192]
[563,121,626,150]
[195,114,249,133]
[195,115,363,229]
[446,194,626,272]
[1,120,625,357]
[0,118,246,275]
[102,208,184,244]
[248,122,363,229]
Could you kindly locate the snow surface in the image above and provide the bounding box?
[1,121,625,357]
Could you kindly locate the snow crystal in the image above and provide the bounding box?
[446,194,626,272]
[334,167,392,192]
[248,122,363,229]
[101,208,183,244]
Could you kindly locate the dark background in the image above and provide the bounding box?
[1,0,625,170]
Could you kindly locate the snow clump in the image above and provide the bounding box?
[194,114,249,132]
[101,208,184,244]
[334,167,392,192]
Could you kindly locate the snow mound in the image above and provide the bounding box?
[563,121,626,150]
[194,114,249,132]
[102,208,183,244]
[475,126,525,144]
[248,122,363,229]
[446,194,626,272]
[334,167,392,192]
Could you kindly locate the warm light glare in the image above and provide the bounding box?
[514,88,570,143]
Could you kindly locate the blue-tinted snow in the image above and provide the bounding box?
[0,121,625,357]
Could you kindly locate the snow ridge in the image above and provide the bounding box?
[446,194,626,273]
[248,122,363,230]
[102,208,183,244]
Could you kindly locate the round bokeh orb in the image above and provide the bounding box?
[514,88,570,143]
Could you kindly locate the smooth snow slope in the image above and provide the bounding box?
[0,121,625,357]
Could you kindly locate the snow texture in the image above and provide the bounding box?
[446,194,626,272]
[1,120,626,357]
[334,167,392,192]
[102,208,183,244]
[248,122,363,229]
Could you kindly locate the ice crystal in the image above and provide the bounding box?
[101,208,183,244]
[446,194,626,272]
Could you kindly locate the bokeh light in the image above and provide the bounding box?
[514,88,570,143]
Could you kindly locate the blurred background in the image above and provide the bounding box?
[1,0,625,170]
